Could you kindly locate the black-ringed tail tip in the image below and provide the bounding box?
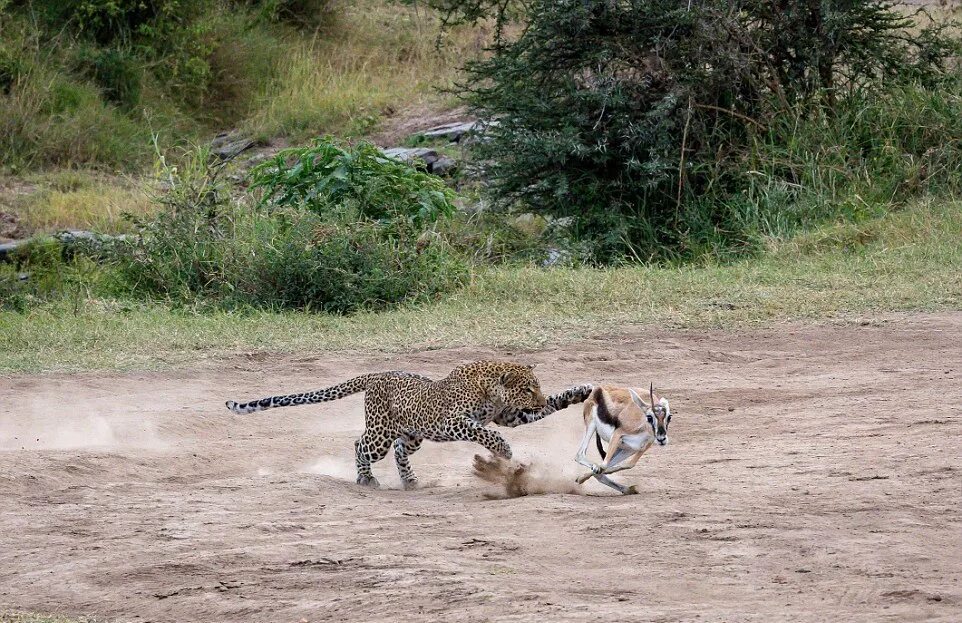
[225,400,259,414]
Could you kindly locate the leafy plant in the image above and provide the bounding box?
[249,138,458,227]
[113,143,468,313]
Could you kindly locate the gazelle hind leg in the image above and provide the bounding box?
[393,433,423,490]
[594,473,637,495]
[575,419,602,474]
[590,446,636,493]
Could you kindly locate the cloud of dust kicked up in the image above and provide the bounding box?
[472,454,586,498]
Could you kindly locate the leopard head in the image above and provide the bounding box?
[494,364,547,410]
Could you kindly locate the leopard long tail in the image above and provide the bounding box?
[225,372,407,414]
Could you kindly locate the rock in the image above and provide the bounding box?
[382,147,440,166]
[421,119,500,144]
[421,121,479,143]
[542,248,571,267]
[0,240,24,262]
[381,147,457,175]
[56,230,103,245]
[0,230,134,264]
[211,133,255,160]
[431,156,458,176]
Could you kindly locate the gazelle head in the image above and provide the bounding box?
[628,384,672,446]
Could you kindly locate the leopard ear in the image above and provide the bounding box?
[525,363,537,370]
[499,370,519,386]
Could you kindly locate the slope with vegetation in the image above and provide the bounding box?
[1,0,961,373]
[0,0,481,172]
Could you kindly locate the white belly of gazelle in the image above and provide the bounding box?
[592,415,651,451]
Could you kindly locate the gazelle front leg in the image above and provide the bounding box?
[577,442,632,484]
[600,439,653,476]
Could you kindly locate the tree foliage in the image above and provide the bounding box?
[440,0,960,260]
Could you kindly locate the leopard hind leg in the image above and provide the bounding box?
[433,416,513,460]
[393,432,423,490]
[354,430,393,488]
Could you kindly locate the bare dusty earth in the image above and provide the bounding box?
[1,314,961,622]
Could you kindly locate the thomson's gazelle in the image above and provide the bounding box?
[575,384,672,494]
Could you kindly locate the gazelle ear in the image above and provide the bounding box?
[627,388,650,412]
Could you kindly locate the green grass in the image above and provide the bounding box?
[2,199,960,373]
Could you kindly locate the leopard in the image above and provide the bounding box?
[226,360,592,489]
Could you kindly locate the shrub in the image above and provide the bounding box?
[76,46,143,109]
[115,145,468,313]
[0,67,147,170]
[252,0,336,29]
[27,0,215,105]
[249,138,458,227]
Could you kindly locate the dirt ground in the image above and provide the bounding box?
[1,314,960,622]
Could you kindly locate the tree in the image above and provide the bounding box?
[443,0,957,261]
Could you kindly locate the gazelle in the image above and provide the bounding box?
[574,384,672,494]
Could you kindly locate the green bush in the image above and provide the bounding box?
[249,138,458,227]
[114,145,468,313]
[24,0,215,104]
[0,237,109,312]
[252,0,336,29]
[76,47,143,109]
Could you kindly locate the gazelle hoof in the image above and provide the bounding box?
[623,485,639,495]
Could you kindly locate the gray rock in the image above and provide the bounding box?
[431,156,458,176]
[382,147,460,175]
[0,240,24,262]
[211,133,255,160]
[421,121,480,143]
[0,231,134,264]
[542,248,571,267]
[382,147,440,166]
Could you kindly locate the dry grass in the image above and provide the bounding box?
[4,172,154,235]
[244,0,491,141]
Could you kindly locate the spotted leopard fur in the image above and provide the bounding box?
[226,361,592,489]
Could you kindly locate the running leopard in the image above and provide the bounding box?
[226,361,592,489]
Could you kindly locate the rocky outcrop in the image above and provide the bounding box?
[420,121,482,143]
[0,230,132,263]
[210,133,256,160]
[381,147,458,176]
